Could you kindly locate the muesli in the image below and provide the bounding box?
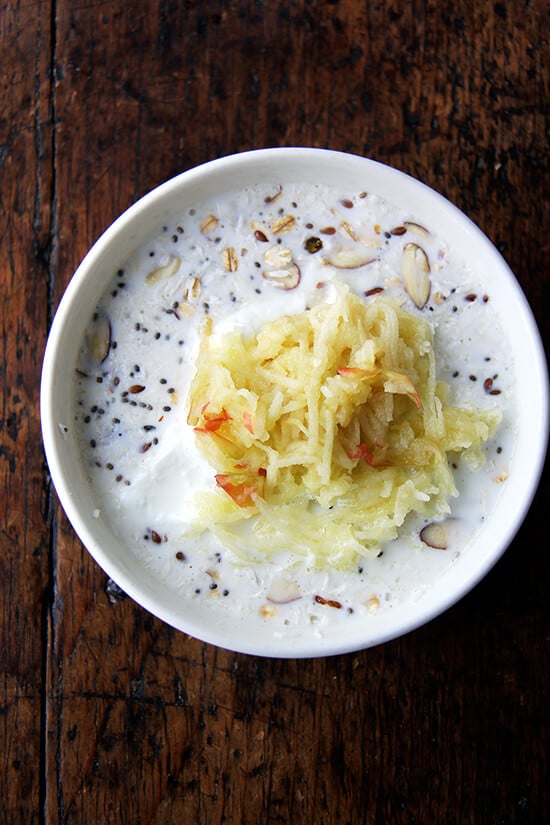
[73,182,513,633]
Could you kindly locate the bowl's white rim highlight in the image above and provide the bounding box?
[41,148,549,658]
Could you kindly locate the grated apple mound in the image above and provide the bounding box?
[186,283,501,569]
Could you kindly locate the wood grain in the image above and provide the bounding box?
[0,2,54,821]
[1,1,548,822]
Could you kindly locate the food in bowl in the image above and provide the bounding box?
[41,150,548,657]
[73,179,510,619]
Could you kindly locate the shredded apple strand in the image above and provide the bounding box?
[185,284,501,567]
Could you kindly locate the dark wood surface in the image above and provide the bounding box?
[1,1,548,822]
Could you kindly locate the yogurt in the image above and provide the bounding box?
[72,182,514,635]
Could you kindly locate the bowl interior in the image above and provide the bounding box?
[41,148,549,657]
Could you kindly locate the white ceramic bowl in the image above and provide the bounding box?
[41,148,549,658]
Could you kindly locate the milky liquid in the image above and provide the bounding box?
[72,183,516,637]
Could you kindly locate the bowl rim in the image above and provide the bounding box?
[41,147,550,657]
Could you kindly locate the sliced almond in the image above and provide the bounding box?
[402,242,431,308]
[200,214,219,234]
[262,263,301,290]
[323,245,377,270]
[222,247,238,272]
[271,214,296,234]
[420,522,448,549]
[420,518,461,549]
[146,256,182,285]
[404,221,430,238]
[88,314,111,363]
[266,575,302,604]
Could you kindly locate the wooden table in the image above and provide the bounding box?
[1,1,548,822]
